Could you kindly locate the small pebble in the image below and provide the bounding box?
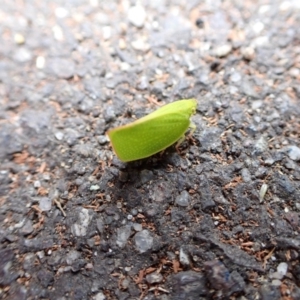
[289,68,300,77]
[55,132,64,141]
[230,72,242,82]
[36,56,45,69]
[14,33,25,44]
[241,47,255,60]
[131,39,150,52]
[253,136,268,155]
[66,250,81,265]
[97,135,108,145]
[121,277,130,289]
[52,25,64,41]
[132,223,143,231]
[34,180,41,188]
[259,183,268,203]
[271,279,282,286]
[85,263,93,270]
[128,5,146,28]
[39,197,52,211]
[252,21,264,34]
[116,225,132,248]
[124,266,131,272]
[251,36,269,48]
[14,47,32,62]
[277,262,288,278]
[36,251,45,260]
[118,171,128,182]
[264,157,275,166]
[146,272,163,284]
[55,7,69,18]
[241,168,251,183]
[214,44,232,57]
[20,219,34,235]
[71,208,92,237]
[90,185,100,191]
[102,26,112,40]
[134,230,153,253]
[118,38,126,50]
[175,190,190,207]
[286,145,300,161]
[179,248,190,266]
[94,292,106,300]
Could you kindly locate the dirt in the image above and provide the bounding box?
[0,0,300,299]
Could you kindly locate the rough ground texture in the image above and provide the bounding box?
[1,0,300,299]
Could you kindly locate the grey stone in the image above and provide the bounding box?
[22,237,54,252]
[259,284,281,300]
[241,168,251,182]
[116,225,132,248]
[0,126,23,158]
[96,217,105,234]
[132,223,142,232]
[149,181,173,202]
[145,272,163,284]
[55,131,64,141]
[0,249,18,285]
[197,127,222,152]
[94,292,106,300]
[66,250,81,265]
[241,46,255,60]
[20,219,34,235]
[97,135,108,145]
[39,197,52,211]
[134,230,153,253]
[74,143,94,158]
[137,76,149,90]
[253,135,268,155]
[71,208,92,237]
[179,247,190,266]
[140,170,154,185]
[175,190,190,207]
[207,236,263,272]
[103,106,116,122]
[47,58,75,79]
[37,269,54,287]
[286,145,300,161]
[171,271,208,298]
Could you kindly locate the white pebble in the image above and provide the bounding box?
[14,33,25,44]
[36,56,45,69]
[277,262,288,278]
[55,131,64,141]
[259,183,268,203]
[271,279,282,286]
[34,180,41,188]
[55,7,69,18]
[214,44,232,57]
[128,5,146,28]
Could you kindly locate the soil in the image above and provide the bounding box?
[1,0,300,299]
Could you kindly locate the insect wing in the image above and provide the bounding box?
[109,112,188,161]
[134,99,196,124]
[108,99,197,162]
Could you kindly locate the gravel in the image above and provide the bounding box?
[0,0,300,299]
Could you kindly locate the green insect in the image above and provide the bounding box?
[107,99,197,162]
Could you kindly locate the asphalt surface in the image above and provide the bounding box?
[1,0,300,299]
